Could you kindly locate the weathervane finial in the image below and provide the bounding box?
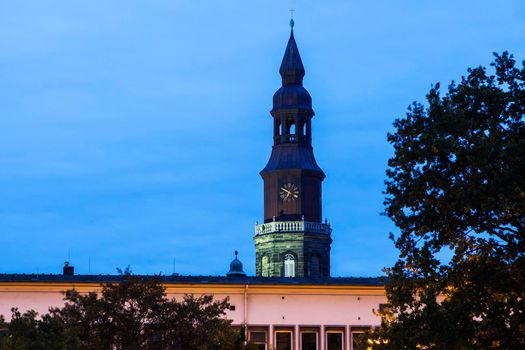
[289,9,295,30]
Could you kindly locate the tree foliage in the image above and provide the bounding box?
[364,52,525,349]
[0,276,250,350]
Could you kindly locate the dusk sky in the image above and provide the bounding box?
[1,1,524,277]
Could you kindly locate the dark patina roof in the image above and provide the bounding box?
[0,274,384,286]
[260,144,324,175]
[272,85,312,113]
[279,30,305,86]
[272,29,313,113]
[227,251,247,277]
[262,27,323,177]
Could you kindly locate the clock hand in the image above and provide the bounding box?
[282,188,293,195]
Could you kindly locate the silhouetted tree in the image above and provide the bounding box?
[0,309,72,350]
[0,276,250,350]
[363,52,525,349]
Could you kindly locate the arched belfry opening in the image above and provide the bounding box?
[289,122,296,141]
[300,120,306,136]
[289,122,295,135]
[254,22,332,278]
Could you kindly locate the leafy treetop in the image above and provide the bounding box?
[364,52,525,349]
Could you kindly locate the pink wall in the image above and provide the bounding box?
[1,285,386,325]
[0,283,386,350]
[0,292,66,320]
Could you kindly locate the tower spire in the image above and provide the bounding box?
[279,22,305,86]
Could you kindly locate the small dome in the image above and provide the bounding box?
[227,251,246,277]
[272,85,312,112]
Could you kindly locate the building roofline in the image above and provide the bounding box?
[0,273,385,286]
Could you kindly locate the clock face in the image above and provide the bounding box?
[280,183,299,202]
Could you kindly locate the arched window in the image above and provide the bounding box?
[284,254,295,277]
[310,255,320,277]
[289,123,296,135]
[288,121,296,142]
[261,256,269,277]
[275,120,282,137]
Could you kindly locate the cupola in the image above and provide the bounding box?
[227,251,246,277]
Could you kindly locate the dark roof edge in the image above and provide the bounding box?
[0,274,385,286]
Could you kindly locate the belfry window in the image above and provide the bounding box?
[288,122,296,142]
[262,256,269,277]
[284,254,295,277]
[275,120,282,137]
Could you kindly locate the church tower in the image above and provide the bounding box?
[255,22,332,278]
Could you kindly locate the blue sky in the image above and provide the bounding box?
[1,1,524,276]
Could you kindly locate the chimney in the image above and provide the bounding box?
[63,261,74,276]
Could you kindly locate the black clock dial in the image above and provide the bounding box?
[280,183,299,202]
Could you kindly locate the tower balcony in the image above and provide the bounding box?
[255,220,332,236]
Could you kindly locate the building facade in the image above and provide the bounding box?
[0,274,385,350]
[255,23,332,278]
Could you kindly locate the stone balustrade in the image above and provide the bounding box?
[254,220,331,236]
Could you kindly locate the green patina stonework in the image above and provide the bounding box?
[254,231,332,277]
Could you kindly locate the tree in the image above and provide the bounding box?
[161,295,246,350]
[0,309,71,350]
[0,275,250,350]
[364,52,525,349]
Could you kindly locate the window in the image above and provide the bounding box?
[250,331,267,350]
[288,122,296,141]
[327,332,343,350]
[261,256,269,277]
[352,332,365,350]
[301,332,317,350]
[276,331,292,350]
[310,255,320,277]
[284,254,295,277]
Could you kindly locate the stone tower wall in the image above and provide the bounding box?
[255,232,331,277]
